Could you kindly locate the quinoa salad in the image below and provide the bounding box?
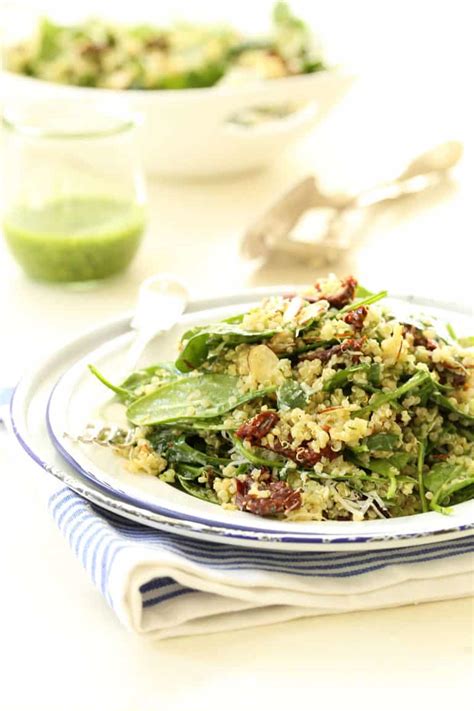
[88,275,474,522]
[4,3,325,91]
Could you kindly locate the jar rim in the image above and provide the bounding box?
[1,101,137,139]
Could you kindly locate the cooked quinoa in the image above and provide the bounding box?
[89,275,474,522]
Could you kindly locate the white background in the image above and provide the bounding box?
[0,1,473,709]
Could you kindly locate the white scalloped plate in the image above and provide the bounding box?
[11,288,474,550]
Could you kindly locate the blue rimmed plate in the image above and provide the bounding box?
[10,288,474,550]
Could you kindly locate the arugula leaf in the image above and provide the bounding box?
[424,461,474,513]
[127,373,276,426]
[175,322,278,372]
[365,433,401,451]
[339,290,388,315]
[277,379,308,409]
[323,364,369,392]
[430,391,474,423]
[355,370,431,417]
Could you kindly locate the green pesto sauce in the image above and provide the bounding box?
[3,196,146,282]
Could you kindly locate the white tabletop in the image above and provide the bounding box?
[1,2,473,707]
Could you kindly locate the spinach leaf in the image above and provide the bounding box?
[365,433,401,451]
[429,391,474,424]
[339,290,388,315]
[121,362,179,392]
[170,418,237,432]
[231,435,286,469]
[176,471,218,503]
[175,322,278,372]
[355,370,431,417]
[323,364,369,392]
[277,379,308,409]
[88,364,131,402]
[89,362,180,404]
[127,373,276,426]
[459,336,474,348]
[424,461,474,513]
[149,431,230,467]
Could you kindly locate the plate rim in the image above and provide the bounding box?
[10,287,474,548]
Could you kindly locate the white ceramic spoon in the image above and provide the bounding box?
[123,273,188,374]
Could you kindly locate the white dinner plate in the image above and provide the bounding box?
[11,287,474,550]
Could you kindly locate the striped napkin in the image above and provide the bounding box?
[49,485,474,639]
[2,389,473,640]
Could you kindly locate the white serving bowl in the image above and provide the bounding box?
[0,68,353,177]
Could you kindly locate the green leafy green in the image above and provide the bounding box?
[429,391,474,423]
[126,373,275,426]
[277,379,308,409]
[175,323,278,372]
[121,362,179,392]
[424,461,474,513]
[323,364,369,392]
[355,285,373,298]
[355,370,431,417]
[88,364,131,401]
[417,440,428,513]
[149,431,230,467]
[365,433,401,451]
[176,471,218,503]
[339,290,388,315]
[231,436,286,469]
[459,336,474,348]
[368,363,382,386]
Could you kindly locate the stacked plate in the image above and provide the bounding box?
[10,288,474,551]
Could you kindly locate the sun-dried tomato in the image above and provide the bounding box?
[343,305,368,330]
[403,324,437,351]
[436,363,467,388]
[267,440,338,467]
[299,337,365,364]
[324,276,358,309]
[236,411,279,442]
[235,479,302,516]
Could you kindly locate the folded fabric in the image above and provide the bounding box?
[48,486,474,639]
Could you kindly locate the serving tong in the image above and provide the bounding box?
[241,140,463,264]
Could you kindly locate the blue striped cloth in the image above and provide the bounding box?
[49,485,474,639]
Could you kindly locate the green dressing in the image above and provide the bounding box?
[3,196,146,282]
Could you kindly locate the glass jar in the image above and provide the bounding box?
[1,100,147,283]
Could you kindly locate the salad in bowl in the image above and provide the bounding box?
[4,2,324,90]
[1,3,351,175]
